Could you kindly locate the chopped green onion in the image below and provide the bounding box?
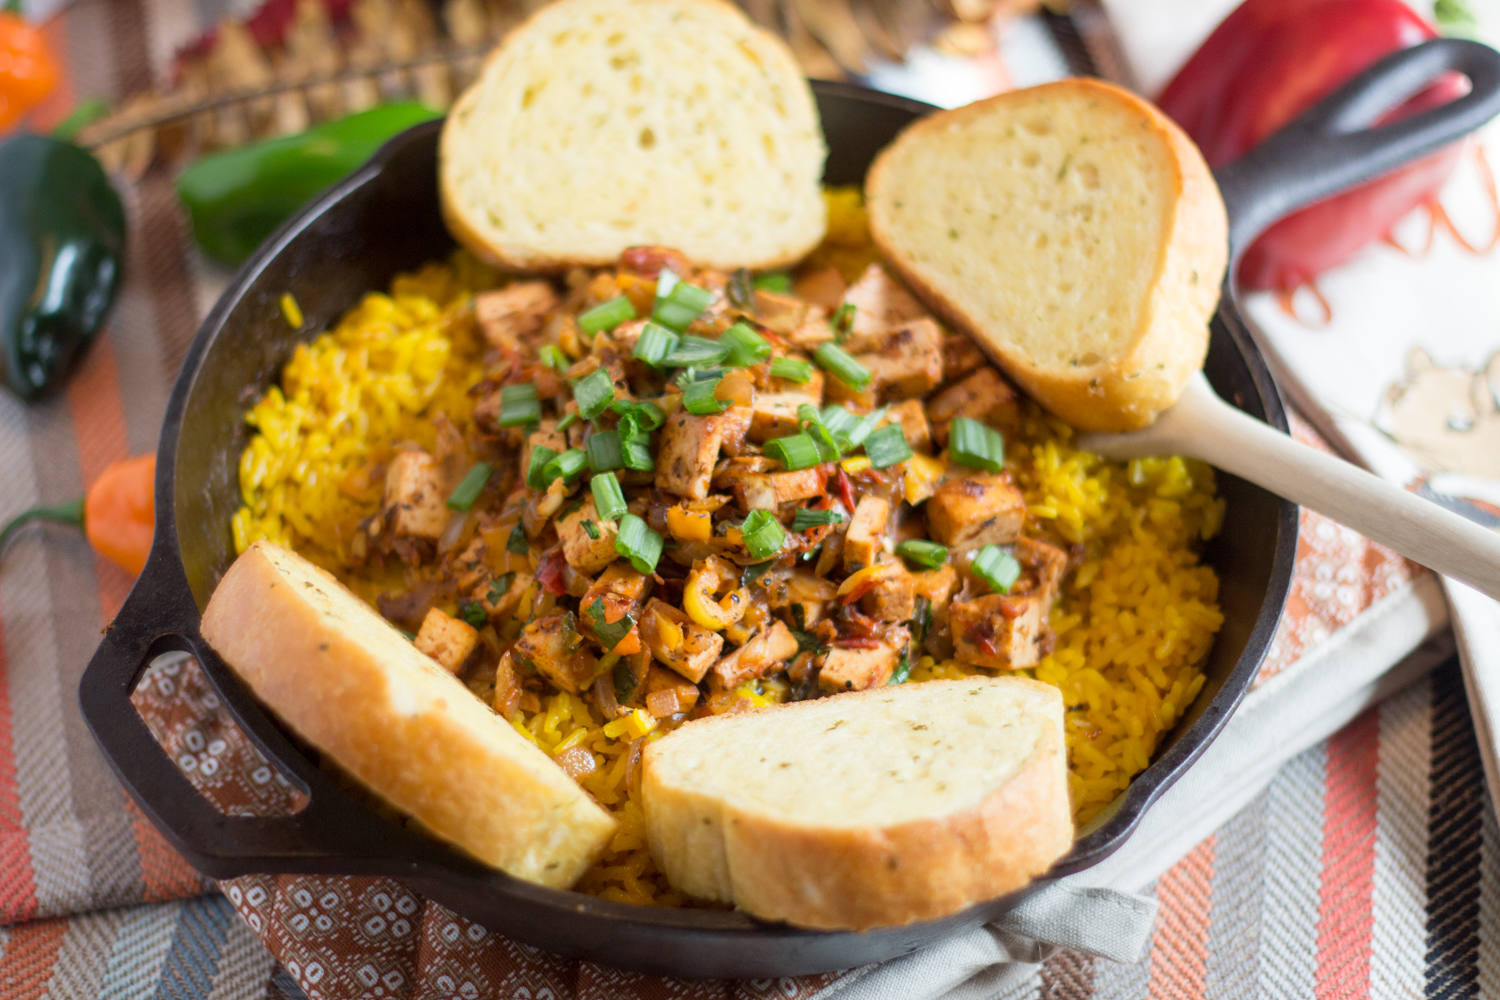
[820,404,860,439]
[844,406,888,448]
[663,335,730,367]
[740,510,787,561]
[656,268,679,298]
[632,321,679,366]
[507,525,529,554]
[681,374,730,415]
[539,344,570,371]
[865,424,912,469]
[446,462,494,511]
[612,659,638,700]
[719,322,771,367]
[613,398,666,431]
[973,545,1022,594]
[578,295,635,336]
[526,445,559,489]
[544,447,588,483]
[764,433,822,471]
[458,600,488,627]
[572,369,615,420]
[498,383,541,426]
[797,404,842,461]
[791,508,844,531]
[895,539,948,570]
[588,597,635,650]
[621,437,654,471]
[949,417,1006,472]
[769,356,813,383]
[582,520,601,540]
[591,472,628,521]
[586,430,624,471]
[728,268,755,309]
[753,271,792,294]
[831,302,856,340]
[487,573,516,602]
[558,412,581,434]
[741,559,776,585]
[814,342,872,391]
[889,651,911,685]
[615,513,663,574]
[652,278,714,332]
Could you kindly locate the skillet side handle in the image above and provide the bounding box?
[1216,37,1500,264]
[78,550,412,879]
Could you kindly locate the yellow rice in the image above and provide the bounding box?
[232,193,1225,904]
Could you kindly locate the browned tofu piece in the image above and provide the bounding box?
[753,289,823,334]
[640,599,724,683]
[818,627,909,692]
[910,564,960,615]
[474,281,558,349]
[581,563,653,626]
[929,369,1021,445]
[1015,536,1069,607]
[860,562,917,623]
[854,318,944,399]
[381,450,448,540]
[761,570,837,625]
[556,497,619,574]
[655,411,737,499]
[794,265,847,312]
[842,263,927,348]
[749,391,820,441]
[844,496,891,570]
[731,467,825,512]
[643,665,701,717]
[927,473,1026,549]
[785,317,836,351]
[476,569,531,619]
[711,620,799,688]
[941,331,988,381]
[950,594,1048,669]
[492,651,522,716]
[513,612,599,693]
[414,607,479,673]
[886,399,932,453]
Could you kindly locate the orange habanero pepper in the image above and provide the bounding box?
[0,0,60,133]
[0,453,155,576]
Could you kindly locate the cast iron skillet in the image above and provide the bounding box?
[81,39,1500,979]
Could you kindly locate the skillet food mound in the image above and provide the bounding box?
[230,195,1226,906]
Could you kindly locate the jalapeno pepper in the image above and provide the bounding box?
[0,132,127,400]
[175,102,441,266]
[0,0,59,133]
[0,453,154,576]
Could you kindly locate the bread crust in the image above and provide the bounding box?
[641,677,1073,930]
[867,78,1228,432]
[200,541,616,888]
[439,0,825,273]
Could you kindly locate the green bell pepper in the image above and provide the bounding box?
[176,102,441,266]
[0,133,127,401]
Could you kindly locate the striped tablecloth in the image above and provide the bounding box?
[1,0,1497,997]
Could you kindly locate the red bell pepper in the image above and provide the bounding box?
[1158,0,1467,290]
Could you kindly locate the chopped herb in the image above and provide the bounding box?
[526,445,559,489]
[539,344,569,371]
[632,321,678,366]
[498,383,541,426]
[949,417,1006,472]
[895,539,948,569]
[615,513,664,574]
[680,373,730,415]
[1056,152,1072,181]
[791,508,844,531]
[831,302,856,340]
[572,368,615,420]
[889,650,911,685]
[753,271,792,294]
[663,334,730,367]
[445,462,493,511]
[973,545,1022,594]
[542,447,588,483]
[740,510,786,560]
[719,322,771,367]
[507,525,529,554]
[652,276,714,332]
[488,573,516,602]
[586,429,624,472]
[815,341,873,391]
[458,600,487,628]
[556,411,579,433]
[790,625,824,657]
[613,398,666,430]
[590,472,627,521]
[612,658,639,701]
[769,356,813,383]
[588,597,635,650]
[864,424,913,469]
[764,432,821,471]
[741,559,776,586]
[581,519,601,540]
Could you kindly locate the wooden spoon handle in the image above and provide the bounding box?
[1093,377,1500,602]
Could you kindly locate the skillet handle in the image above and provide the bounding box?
[1216,37,1500,264]
[79,547,460,879]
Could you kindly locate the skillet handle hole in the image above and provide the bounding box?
[130,648,309,819]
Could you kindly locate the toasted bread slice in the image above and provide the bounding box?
[867,78,1228,432]
[199,541,616,888]
[641,677,1072,929]
[440,0,827,272]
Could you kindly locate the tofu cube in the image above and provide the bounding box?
[910,563,960,615]
[818,628,909,692]
[644,665,701,717]
[711,620,799,688]
[732,467,825,512]
[640,598,724,683]
[513,613,599,694]
[556,497,619,574]
[474,280,558,349]
[950,594,1048,669]
[929,369,1021,445]
[843,496,891,570]
[841,263,927,347]
[855,318,944,399]
[381,450,448,540]
[860,562,917,623]
[414,607,479,673]
[926,473,1027,549]
[1015,535,1069,608]
[750,391,820,442]
[885,399,932,453]
[655,411,736,499]
[753,289,823,334]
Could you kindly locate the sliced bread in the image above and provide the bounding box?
[199,541,616,888]
[640,676,1073,929]
[440,0,827,273]
[866,78,1228,432]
